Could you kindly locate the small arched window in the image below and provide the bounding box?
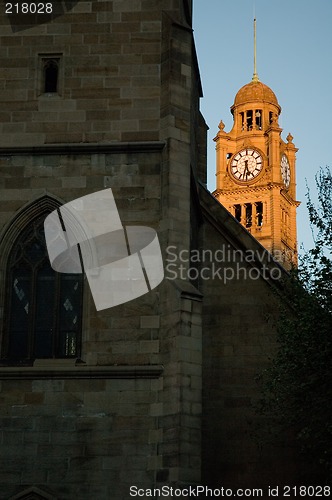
[43,59,59,93]
[2,215,83,361]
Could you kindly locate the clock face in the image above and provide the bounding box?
[230,149,263,182]
[280,154,290,188]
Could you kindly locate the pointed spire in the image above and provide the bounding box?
[252,18,259,82]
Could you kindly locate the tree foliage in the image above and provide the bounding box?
[259,167,332,481]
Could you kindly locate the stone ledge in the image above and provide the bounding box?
[0,141,166,156]
[171,279,203,302]
[0,364,164,380]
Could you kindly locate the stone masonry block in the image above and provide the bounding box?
[139,340,160,353]
[150,402,163,417]
[61,176,87,188]
[148,429,163,444]
[140,315,160,329]
[147,454,163,471]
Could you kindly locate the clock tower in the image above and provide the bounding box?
[213,22,299,267]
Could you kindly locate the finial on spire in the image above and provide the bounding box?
[252,18,259,82]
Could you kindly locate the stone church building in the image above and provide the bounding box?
[0,1,302,499]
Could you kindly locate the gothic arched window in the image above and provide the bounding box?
[9,485,57,500]
[2,215,83,361]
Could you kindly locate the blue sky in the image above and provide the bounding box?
[193,0,332,253]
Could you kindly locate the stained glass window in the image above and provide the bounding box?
[3,216,83,360]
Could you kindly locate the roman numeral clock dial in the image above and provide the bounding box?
[230,149,263,182]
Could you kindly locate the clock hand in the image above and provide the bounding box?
[244,160,250,179]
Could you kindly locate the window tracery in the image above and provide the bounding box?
[2,213,83,361]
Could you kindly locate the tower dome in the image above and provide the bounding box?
[233,80,280,111]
